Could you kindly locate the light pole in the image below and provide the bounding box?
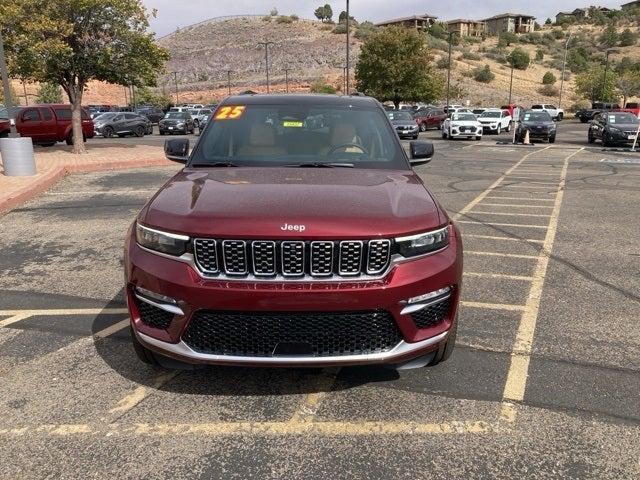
[258,41,275,93]
[558,33,572,109]
[508,64,515,105]
[227,70,232,96]
[172,71,179,104]
[602,48,618,101]
[346,0,350,95]
[342,66,347,94]
[445,32,457,110]
[285,68,290,93]
[0,32,18,137]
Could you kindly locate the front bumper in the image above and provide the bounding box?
[396,127,419,138]
[480,123,500,132]
[450,127,482,138]
[124,224,463,367]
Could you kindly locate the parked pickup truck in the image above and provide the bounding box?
[413,108,448,131]
[575,102,620,123]
[0,104,95,145]
[615,102,640,118]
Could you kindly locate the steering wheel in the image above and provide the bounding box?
[327,143,368,156]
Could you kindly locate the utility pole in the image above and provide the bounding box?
[508,64,515,105]
[346,0,350,95]
[257,41,275,93]
[172,71,179,104]
[445,32,456,110]
[342,66,347,94]
[227,70,232,96]
[0,32,18,136]
[602,48,617,101]
[285,68,290,93]
[558,33,572,109]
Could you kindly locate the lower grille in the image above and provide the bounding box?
[135,298,174,330]
[411,298,450,329]
[182,310,402,357]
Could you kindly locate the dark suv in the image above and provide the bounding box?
[588,111,639,146]
[125,94,462,369]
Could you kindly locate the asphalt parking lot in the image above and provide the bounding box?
[2,123,640,478]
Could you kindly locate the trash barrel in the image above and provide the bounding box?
[0,137,37,176]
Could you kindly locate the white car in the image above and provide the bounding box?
[531,104,564,121]
[442,112,483,140]
[477,109,512,134]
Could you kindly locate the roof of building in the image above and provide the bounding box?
[375,14,438,26]
[483,12,536,21]
[622,0,640,6]
[447,19,485,24]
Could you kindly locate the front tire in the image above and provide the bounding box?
[130,328,160,366]
[428,316,457,366]
[496,126,501,135]
[549,135,556,144]
[475,136,482,141]
[557,113,563,121]
[588,132,595,144]
[419,123,427,132]
[506,122,511,132]
[134,125,145,137]
[103,126,114,138]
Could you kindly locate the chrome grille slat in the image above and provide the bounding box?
[193,238,391,280]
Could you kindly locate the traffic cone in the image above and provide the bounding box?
[523,130,530,145]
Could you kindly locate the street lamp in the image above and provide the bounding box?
[602,47,618,101]
[284,67,291,93]
[508,62,515,106]
[558,33,572,109]
[445,31,457,111]
[227,70,232,96]
[257,41,275,93]
[345,0,350,95]
[171,71,179,104]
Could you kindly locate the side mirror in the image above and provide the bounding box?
[165,138,189,163]
[409,141,434,166]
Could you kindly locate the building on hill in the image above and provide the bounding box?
[556,6,612,22]
[483,12,535,35]
[447,19,485,37]
[621,1,640,10]
[374,14,438,30]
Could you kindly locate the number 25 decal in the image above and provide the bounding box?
[214,106,246,120]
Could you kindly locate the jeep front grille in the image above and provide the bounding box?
[192,238,392,280]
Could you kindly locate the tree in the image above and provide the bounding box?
[338,11,355,23]
[473,65,494,83]
[35,83,63,103]
[619,28,637,47]
[427,22,449,40]
[270,7,278,16]
[599,24,619,48]
[314,6,326,22]
[323,4,333,23]
[616,71,640,106]
[355,26,444,108]
[309,79,336,94]
[498,31,518,47]
[545,18,552,25]
[507,48,530,70]
[314,4,333,23]
[0,0,169,153]
[133,86,172,108]
[542,71,556,85]
[575,65,619,102]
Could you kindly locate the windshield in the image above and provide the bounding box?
[164,112,186,119]
[607,113,639,124]
[95,113,117,120]
[190,104,407,169]
[523,112,552,122]
[452,113,476,122]
[188,109,199,115]
[480,112,500,118]
[387,111,414,121]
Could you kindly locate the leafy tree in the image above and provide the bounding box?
[323,4,333,23]
[542,71,556,85]
[599,24,619,48]
[314,4,333,23]
[545,18,552,25]
[35,82,63,103]
[574,64,618,102]
[314,6,326,22]
[498,31,518,47]
[354,21,376,40]
[270,7,278,16]
[619,28,637,47]
[427,22,449,40]
[616,71,640,106]
[309,79,336,94]
[507,48,530,70]
[473,65,494,83]
[338,11,355,23]
[1,0,169,153]
[133,86,172,108]
[355,25,444,108]
[535,49,544,61]
[567,47,591,73]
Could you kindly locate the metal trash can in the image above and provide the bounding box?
[0,137,37,176]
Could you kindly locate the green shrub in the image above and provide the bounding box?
[276,15,293,24]
[473,64,495,83]
[424,35,449,52]
[542,71,557,85]
[461,51,481,61]
[436,56,451,69]
[507,47,530,70]
[354,21,376,40]
[535,49,544,61]
[309,79,337,94]
[619,28,637,47]
[332,22,347,34]
[538,84,559,96]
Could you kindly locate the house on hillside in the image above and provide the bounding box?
[483,13,536,35]
[447,19,485,37]
[374,14,438,30]
[621,1,640,10]
[556,6,612,22]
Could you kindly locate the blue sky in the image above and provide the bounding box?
[143,0,626,36]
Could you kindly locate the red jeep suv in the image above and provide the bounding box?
[124,94,463,369]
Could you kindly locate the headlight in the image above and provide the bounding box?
[395,226,450,257]
[177,122,185,127]
[609,127,622,134]
[135,223,189,256]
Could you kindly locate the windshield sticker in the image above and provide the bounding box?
[523,114,531,121]
[283,120,304,128]
[214,106,246,120]
[608,115,616,123]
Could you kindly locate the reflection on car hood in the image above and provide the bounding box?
[142,168,443,238]
[390,120,417,127]
[450,120,480,126]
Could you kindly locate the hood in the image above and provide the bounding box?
[451,120,480,126]
[524,121,555,128]
[390,119,417,127]
[478,117,500,123]
[141,167,443,239]
[607,122,640,130]
[160,118,184,125]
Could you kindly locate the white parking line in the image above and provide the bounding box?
[465,251,538,260]
[470,211,552,218]
[461,301,525,312]
[464,272,535,281]
[484,196,555,202]
[479,203,554,209]
[458,221,548,229]
[462,234,544,244]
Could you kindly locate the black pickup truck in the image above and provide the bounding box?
[575,102,620,123]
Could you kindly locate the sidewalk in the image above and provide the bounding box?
[0,143,173,214]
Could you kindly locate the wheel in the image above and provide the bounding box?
[475,136,482,141]
[194,119,200,128]
[442,131,447,139]
[588,132,595,144]
[134,125,145,137]
[66,132,87,145]
[496,125,501,135]
[40,142,56,147]
[506,122,511,132]
[419,123,427,132]
[580,118,588,123]
[103,126,114,138]
[413,135,419,140]
[428,316,458,366]
[160,131,165,136]
[557,113,563,121]
[549,135,556,144]
[130,328,160,366]
[602,133,611,147]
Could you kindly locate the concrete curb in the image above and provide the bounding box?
[0,157,172,215]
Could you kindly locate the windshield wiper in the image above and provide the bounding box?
[190,162,239,167]
[285,162,354,168]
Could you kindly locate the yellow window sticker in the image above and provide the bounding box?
[214,106,246,120]
[283,120,304,128]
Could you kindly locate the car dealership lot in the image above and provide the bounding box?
[1,135,639,478]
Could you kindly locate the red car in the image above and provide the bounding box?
[0,104,94,145]
[414,109,448,132]
[125,94,463,369]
